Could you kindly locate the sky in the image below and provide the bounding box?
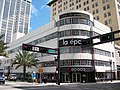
[30,0,52,32]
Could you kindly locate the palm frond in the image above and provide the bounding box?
[0,40,8,57]
[15,64,21,69]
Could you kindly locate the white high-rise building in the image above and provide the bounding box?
[0,0,31,43]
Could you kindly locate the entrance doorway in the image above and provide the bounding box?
[72,73,81,82]
[62,73,69,82]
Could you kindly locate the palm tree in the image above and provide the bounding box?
[0,34,8,57]
[12,50,38,79]
[0,41,8,57]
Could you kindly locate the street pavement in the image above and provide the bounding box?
[0,80,120,90]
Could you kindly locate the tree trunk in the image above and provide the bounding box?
[23,65,26,79]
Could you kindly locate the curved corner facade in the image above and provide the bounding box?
[6,11,116,83]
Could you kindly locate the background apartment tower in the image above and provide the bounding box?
[48,0,120,45]
[0,0,31,43]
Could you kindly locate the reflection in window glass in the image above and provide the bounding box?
[57,18,93,26]
[60,19,64,26]
[72,30,79,35]
[65,30,71,36]
[41,59,110,67]
[72,18,79,24]
[65,18,71,24]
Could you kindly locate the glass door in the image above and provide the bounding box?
[77,73,81,82]
[62,73,69,82]
[72,73,81,82]
[72,73,77,82]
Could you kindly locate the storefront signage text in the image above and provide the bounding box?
[59,38,81,47]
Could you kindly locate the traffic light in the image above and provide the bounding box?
[55,57,58,62]
[54,56,59,71]
[56,67,59,71]
[0,33,5,39]
[55,58,57,61]
[81,38,92,47]
[100,33,114,43]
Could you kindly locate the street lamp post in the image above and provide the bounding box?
[90,22,96,82]
[8,66,10,76]
[54,56,58,84]
[57,33,60,85]
[55,26,60,85]
[109,60,112,82]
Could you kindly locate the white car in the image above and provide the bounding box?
[8,74,17,81]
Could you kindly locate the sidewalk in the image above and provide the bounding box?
[97,80,120,83]
[18,80,120,86]
[39,80,120,86]
[19,82,82,86]
[28,82,76,86]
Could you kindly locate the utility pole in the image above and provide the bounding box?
[55,29,60,85]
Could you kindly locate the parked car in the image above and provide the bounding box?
[8,74,17,81]
[0,71,5,84]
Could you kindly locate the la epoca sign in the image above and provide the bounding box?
[59,38,81,47]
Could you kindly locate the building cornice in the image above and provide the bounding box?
[47,0,57,6]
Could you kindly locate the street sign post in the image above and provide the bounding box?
[38,68,43,83]
[22,44,58,55]
[38,68,43,73]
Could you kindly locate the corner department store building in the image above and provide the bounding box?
[6,11,116,83]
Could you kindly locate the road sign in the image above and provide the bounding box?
[22,44,58,55]
[38,68,43,73]
[48,49,57,54]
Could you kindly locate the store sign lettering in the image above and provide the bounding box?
[59,38,81,47]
